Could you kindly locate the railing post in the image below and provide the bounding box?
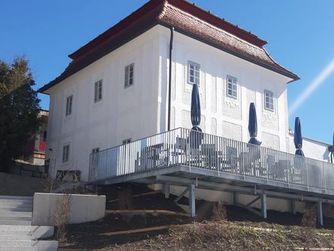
[286,152,289,187]
[306,160,309,191]
[267,156,269,183]
[323,161,326,193]
[317,200,324,227]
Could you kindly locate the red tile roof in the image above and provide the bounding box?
[40,0,298,93]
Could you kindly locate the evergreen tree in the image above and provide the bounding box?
[0,57,40,171]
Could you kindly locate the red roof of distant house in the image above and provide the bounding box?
[39,0,298,93]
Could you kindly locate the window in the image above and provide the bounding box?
[122,138,132,145]
[62,144,70,163]
[264,90,274,111]
[124,64,134,88]
[188,61,200,86]
[65,95,73,116]
[94,80,103,102]
[226,75,237,99]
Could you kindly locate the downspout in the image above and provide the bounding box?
[167,27,174,131]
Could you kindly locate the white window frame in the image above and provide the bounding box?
[124,63,134,88]
[187,61,200,86]
[65,95,73,116]
[264,90,274,112]
[226,75,237,99]
[94,80,103,102]
[62,144,70,163]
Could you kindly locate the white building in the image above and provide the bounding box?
[40,0,331,182]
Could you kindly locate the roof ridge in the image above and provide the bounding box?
[70,0,268,60]
[166,3,263,50]
[167,0,267,47]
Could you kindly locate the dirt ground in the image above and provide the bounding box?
[0,172,47,196]
[59,210,334,251]
[59,184,334,250]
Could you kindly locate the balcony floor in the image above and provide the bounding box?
[92,164,334,203]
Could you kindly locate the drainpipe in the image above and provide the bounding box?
[167,26,174,131]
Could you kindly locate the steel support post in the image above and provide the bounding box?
[290,200,296,215]
[189,184,196,217]
[317,200,323,226]
[261,193,267,219]
[232,192,238,205]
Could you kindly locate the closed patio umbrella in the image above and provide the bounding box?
[248,102,261,145]
[191,83,201,132]
[294,117,304,156]
[190,83,202,149]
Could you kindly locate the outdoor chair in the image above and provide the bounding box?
[239,152,254,175]
[221,146,238,172]
[308,163,322,188]
[139,144,165,169]
[174,137,187,153]
[201,144,218,169]
[267,155,277,179]
[239,145,262,176]
[275,160,291,181]
[291,156,306,184]
[172,137,188,164]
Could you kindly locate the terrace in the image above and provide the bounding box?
[88,127,334,224]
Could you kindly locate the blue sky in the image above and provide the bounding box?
[1,0,333,144]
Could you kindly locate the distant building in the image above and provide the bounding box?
[18,109,48,166]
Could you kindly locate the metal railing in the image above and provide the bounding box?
[89,128,334,193]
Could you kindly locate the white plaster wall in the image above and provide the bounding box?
[287,134,331,162]
[46,27,162,180]
[158,26,293,152]
[32,193,106,226]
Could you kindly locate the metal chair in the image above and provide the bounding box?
[222,146,238,172]
[267,155,276,179]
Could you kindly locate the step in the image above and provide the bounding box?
[0,206,32,212]
[0,234,35,240]
[0,215,32,221]
[0,219,31,225]
[0,196,33,200]
[0,226,54,239]
[0,228,54,240]
[0,200,33,209]
[0,211,32,218]
[0,240,58,250]
[0,198,32,203]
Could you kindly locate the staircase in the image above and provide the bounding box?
[0,196,58,251]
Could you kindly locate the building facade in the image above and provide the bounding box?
[40,0,330,181]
